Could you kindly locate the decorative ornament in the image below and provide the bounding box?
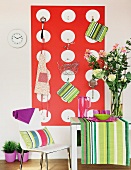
[88,79,98,99]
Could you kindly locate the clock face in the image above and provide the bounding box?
[8,29,27,48]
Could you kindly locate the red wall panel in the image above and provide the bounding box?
[31,6,105,126]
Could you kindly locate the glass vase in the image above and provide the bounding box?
[111,92,123,117]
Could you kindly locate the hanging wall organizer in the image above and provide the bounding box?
[31,6,105,126]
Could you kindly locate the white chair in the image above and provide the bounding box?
[15,108,71,170]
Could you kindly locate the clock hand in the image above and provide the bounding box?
[14,36,18,39]
[18,36,22,39]
[14,36,22,39]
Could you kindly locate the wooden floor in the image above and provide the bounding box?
[0,159,131,170]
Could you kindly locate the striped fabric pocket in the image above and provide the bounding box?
[20,127,54,149]
[86,20,108,42]
[57,82,80,103]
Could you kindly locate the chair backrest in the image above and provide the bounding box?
[17,108,43,150]
[15,108,55,150]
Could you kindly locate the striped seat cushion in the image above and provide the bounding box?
[20,127,54,149]
[86,20,108,42]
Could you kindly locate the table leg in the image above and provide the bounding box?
[71,125,78,170]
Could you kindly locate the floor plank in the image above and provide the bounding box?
[0,159,131,170]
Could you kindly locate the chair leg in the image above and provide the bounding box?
[67,148,71,170]
[40,152,44,170]
[20,150,24,170]
[45,153,48,170]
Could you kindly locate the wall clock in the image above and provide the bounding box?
[8,29,27,48]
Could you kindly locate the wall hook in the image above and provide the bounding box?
[40,16,47,23]
[64,41,75,50]
[40,16,47,42]
[91,16,94,21]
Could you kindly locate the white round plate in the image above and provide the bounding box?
[61,70,75,82]
[36,50,51,63]
[61,109,75,122]
[85,69,93,82]
[87,109,94,117]
[86,9,100,22]
[61,9,76,23]
[90,50,99,60]
[36,9,50,22]
[36,30,51,43]
[37,93,51,102]
[86,89,100,102]
[61,30,75,43]
[85,36,97,43]
[40,110,51,123]
[61,50,75,62]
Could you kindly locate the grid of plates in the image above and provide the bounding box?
[31,6,105,125]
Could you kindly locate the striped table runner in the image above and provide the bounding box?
[85,20,108,42]
[71,117,130,166]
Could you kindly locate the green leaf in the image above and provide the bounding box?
[2,141,17,153]
[126,72,131,80]
[123,84,127,89]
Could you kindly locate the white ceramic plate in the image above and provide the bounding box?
[86,9,100,22]
[36,30,51,43]
[87,109,94,117]
[90,50,99,60]
[36,50,51,63]
[86,89,100,102]
[37,93,51,102]
[85,36,97,43]
[40,110,51,123]
[61,70,75,82]
[61,9,76,23]
[61,109,75,122]
[61,50,75,62]
[36,9,50,22]
[85,69,93,82]
[61,30,75,43]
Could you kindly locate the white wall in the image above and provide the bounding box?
[0,0,131,159]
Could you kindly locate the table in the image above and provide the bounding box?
[70,118,131,170]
